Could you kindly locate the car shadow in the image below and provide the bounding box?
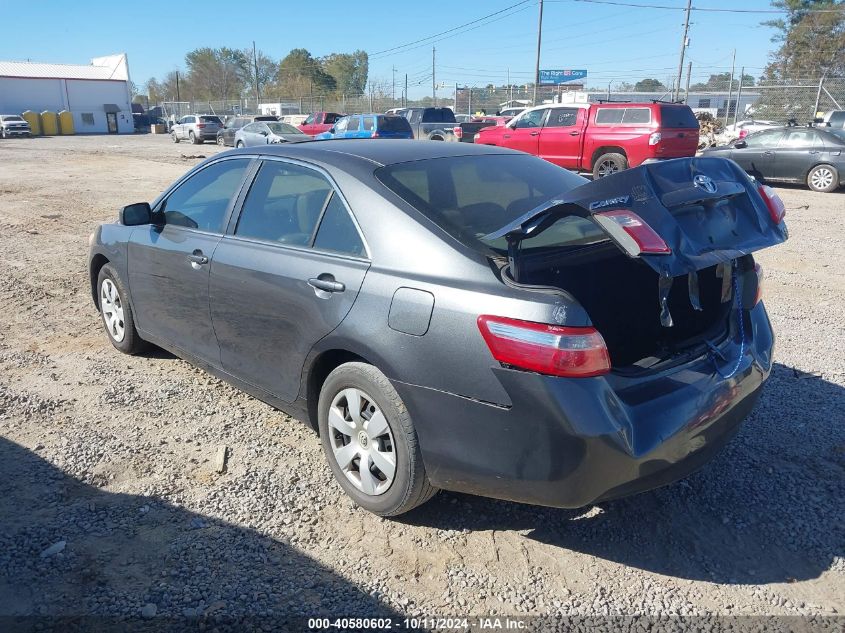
[401,363,844,585]
[0,436,400,629]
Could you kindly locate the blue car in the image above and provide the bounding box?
[316,114,413,140]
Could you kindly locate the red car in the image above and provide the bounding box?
[297,112,346,137]
[475,102,699,178]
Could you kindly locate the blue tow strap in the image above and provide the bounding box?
[712,267,745,379]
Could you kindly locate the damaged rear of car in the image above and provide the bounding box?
[377,153,786,508]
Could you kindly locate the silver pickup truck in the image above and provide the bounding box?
[170,114,222,144]
[0,114,32,138]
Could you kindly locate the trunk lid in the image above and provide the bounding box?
[486,156,787,280]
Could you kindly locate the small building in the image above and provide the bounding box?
[0,53,134,134]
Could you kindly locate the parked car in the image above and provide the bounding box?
[89,140,786,516]
[703,126,845,192]
[315,114,413,140]
[298,112,346,137]
[475,102,700,178]
[398,107,494,143]
[234,121,309,147]
[821,110,845,129]
[0,114,31,138]
[498,107,526,118]
[217,115,279,147]
[280,114,309,127]
[171,115,222,144]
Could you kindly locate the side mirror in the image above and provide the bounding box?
[120,202,152,226]
[329,127,336,133]
[734,140,747,149]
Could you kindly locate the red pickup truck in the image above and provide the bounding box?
[297,112,346,137]
[474,102,700,178]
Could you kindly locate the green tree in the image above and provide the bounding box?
[634,78,666,91]
[763,0,845,79]
[240,48,278,101]
[277,48,336,97]
[322,50,368,96]
[185,47,247,100]
[689,73,755,91]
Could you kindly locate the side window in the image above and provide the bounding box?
[334,118,349,133]
[545,108,578,128]
[235,161,332,246]
[304,114,315,125]
[594,108,624,125]
[362,116,374,131]
[622,108,651,124]
[515,109,547,129]
[325,113,341,124]
[744,130,783,148]
[243,123,258,133]
[313,193,366,257]
[161,159,249,232]
[779,129,820,147]
[345,116,361,132]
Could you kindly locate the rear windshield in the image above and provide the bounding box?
[375,155,600,252]
[422,108,456,123]
[377,116,412,132]
[659,106,699,129]
[200,116,222,124]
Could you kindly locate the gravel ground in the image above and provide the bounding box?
[0,134,842,629]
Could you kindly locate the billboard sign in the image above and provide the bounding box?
[539,69,588,85]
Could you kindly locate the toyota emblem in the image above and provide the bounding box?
[694,174,718,194]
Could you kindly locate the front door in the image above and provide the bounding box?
[128,157,252,364]
[503,108,548,155]
[538,107,583,168]
[209,158,369,402]
[106,112,118,134]
[729,129,783,181]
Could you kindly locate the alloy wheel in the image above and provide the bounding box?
[100,279,126,343]
[811,167,834,191]
[597,160,619,178]
[328,388,396,496]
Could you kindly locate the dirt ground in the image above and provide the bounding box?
[0,134,842,628]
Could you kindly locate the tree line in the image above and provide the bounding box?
[142,47,369,103]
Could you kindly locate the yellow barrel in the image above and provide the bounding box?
[22,111,41,135]
[40,111,58,135]
[58,110,75,135]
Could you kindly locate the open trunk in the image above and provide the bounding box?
[518,241,730,368]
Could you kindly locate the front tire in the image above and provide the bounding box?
[807,164,838,193]
[217,135,225,146]
[318,362,437,516]
[97,264,147,355]
[172,132,180,143]
[592,152,628,179]
[236,140,244,148]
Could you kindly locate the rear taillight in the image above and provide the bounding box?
[473,133,480,141]
[758,185,785,224]
[754,263,764,305]
[453,126,463,139]
[477,315,611,378]
[648,132,662,146]
[739,129,748,139]
[593,210,671,256]
[197,123,206,129]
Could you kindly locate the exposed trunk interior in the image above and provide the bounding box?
[518,241,731,368]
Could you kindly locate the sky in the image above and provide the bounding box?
[0,0,780,98]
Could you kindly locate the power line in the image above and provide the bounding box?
[546,0,845,12]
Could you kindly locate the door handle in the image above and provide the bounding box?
[808,150,819,154]
[308,276,345,293]
[763,151,774,155]
[530,131,540,136]
[569,130,580,136]
[503,134,511,139]
[187,251,208,265]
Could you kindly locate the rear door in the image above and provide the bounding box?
[771,128,825,181]
[656,106,700,158]
[503,108,548,155]
[128,157,252,364]
[730,129,784,181]
[538,107,584,168]
[344,116,362,138]
[209,158,370,402]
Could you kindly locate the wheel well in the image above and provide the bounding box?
[90,254,109,309]
[429,134,444,141]
[590,146,627,169]
[305,349,367,433]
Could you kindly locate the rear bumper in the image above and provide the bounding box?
[393,303,774,509]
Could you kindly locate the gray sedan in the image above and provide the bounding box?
[88,141,785,516]
[234,121,309,147]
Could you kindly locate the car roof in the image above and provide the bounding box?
[226,139,519,167]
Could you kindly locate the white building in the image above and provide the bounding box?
[0,54,134,134]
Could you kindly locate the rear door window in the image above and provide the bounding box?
[313,194,366,257]
[162,159,250,232]
[659,106,699,128]
[378,116,412,133]
[778,129,822,147]
[345,116,361,132]
[362,116,374,131]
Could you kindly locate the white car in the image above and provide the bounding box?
[716,119,780,145]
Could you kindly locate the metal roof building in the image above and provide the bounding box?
[0,54,134,134]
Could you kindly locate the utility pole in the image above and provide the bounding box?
[684,61,692,103]
[507,68,511,105]
[734,66,745,127]
[404,73,408,107]
[455,82,459,112]
[432,47,436,106]
[253,41,260,105]
[674,0,692,101]
[533,0,544,105]
[392,65,396,106]
[724,49,736,125]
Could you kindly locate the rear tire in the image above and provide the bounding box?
[171,132,180,143]
[190,131,201,145]
[807,164,838,193]
[217,135,225,146]
[97,264,148,355]
[592,152,628,179]
[318,362,438,516]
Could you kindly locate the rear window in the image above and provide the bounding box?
[594,107,651,126]
[375,155,595,252]
[377,116,412,132]
[659,106,699,129]
[422,108,456,123]
[200,116,221,125]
